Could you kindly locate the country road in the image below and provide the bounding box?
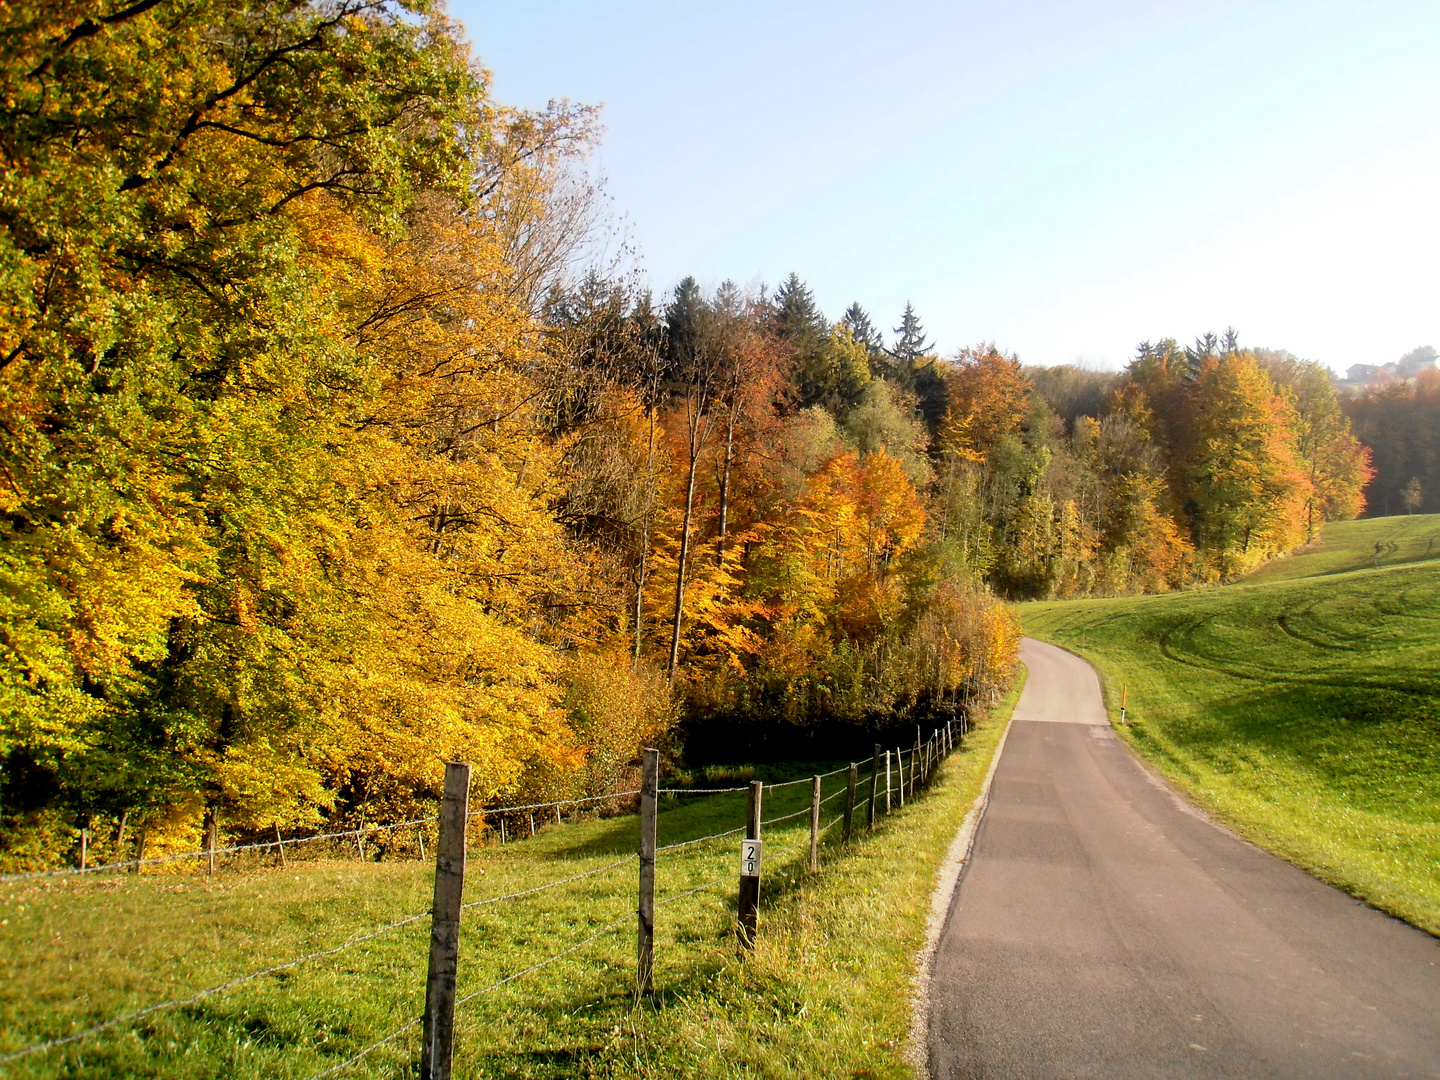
[928,637,1440,1080]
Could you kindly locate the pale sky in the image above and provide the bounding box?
[450,0,1440,372]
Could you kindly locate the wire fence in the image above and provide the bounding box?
[0,722,968,1076]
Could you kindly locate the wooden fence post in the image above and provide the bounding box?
[529,813,536,838]
[417,825,426,862]
[500,817,507,845]
[912,732,921,797]
[275,824,286,868]
[842,763,857,843]
[421,761,472,1080]
[134,827,147,874]
[867,745,880,830]
[895,749,905,808]
[885,751,892,813]
[808,775,821,873]
[555,805,562,826]
[637,748,658,996]
[79,828,88,871]
[206,810,217,877]
[355,819,366,860]
[737,780,763,949]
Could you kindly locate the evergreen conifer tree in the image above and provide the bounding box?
[773,273,826,339]
[889,302,933,366]
[842,302,883,353]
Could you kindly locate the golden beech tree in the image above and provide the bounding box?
[939,345,1032,462]
[1184,354,1312,578]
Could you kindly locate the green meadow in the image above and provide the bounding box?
[1024,514,1440,935]
[0,693,1014,1079]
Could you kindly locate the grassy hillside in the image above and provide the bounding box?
[0,694,1015,1079]
[1023,513,1440,935]
[1243,513,1440,584]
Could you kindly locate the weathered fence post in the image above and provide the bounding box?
[134,827,147,874]
[867,744,880,830]
[842,763,858,843]
[275,824,286,868]
[637,748,658,996]
[555,804,562,826]
[421,761,472,1080]
[355,819,366,860]
[895,748,905,808]
[529,813,536,838]
[808,775,821,873]
[737,780,763,949]
[912,732,922,797]
[885,751,892,813]
[205,810,217,877]
[417,825,426,862]
[499,817,507,845]
[79,828,88,871]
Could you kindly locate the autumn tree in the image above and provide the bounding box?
[1257,352,1372,536]
[1184,353,1311,577]
[1344,368,1440,517]
[938,345,1032,462]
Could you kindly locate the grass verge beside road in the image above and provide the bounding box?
[1023,514,1440,936]
[1,695,1015,1078]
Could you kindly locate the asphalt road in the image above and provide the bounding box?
[929,637,1440,1080]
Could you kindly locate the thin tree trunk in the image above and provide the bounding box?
[667,443,700,680]
[716,406,737,567]
[635,407,657,666]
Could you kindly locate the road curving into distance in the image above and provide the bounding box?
[928,637,1440,1080]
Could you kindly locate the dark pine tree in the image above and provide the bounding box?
[889,302,933,367]
[842,301,883,352]
[664,276,707,371]
[887,302,947,429]
[773,273,827,340]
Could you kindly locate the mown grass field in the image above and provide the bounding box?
[1023,514,1440,935]
[0,692,1015,1079]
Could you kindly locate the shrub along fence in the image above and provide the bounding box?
[0,719,969,1077]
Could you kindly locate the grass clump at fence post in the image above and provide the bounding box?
[1022,514,1440,936]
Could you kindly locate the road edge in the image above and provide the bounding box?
[905,677,1021,1077]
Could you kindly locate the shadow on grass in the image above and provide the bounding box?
[1141,681,1440,811]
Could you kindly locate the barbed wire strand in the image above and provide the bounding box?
[656,824,746,854]
[304,909,630,1080]
[0,908,431,1065]
[0,815,441,884]
[655,873,730,909]
[305,1013,423,1080]
[455,913,631,1009]
[763,764,849,791]
[472,790,641,817]
[656,785,749,795]
[760,805,812,827]
[461,856,631,911]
